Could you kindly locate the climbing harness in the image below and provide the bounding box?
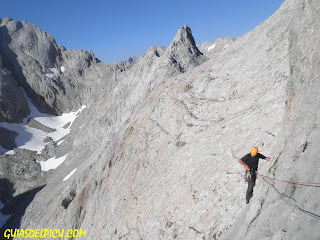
[244,170,252,182]
[244,170,254,182]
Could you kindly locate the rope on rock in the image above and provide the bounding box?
[257,173,320,186]
[258,173,320,219]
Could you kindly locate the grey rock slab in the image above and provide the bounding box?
[0,147,45,236]
[224,0,320,239]
[0,17,62,114]
[165,24,208,73]
[27,118,55,133]
[0,148,45,197]
[0,18,108,116]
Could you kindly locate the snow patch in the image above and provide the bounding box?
[60,66,65,72]
[39,154,68,171]
[208,44,216,51]
[224,44,229,49]
[0,201,12,229]
[63,168,77,181]
[45,68,58,78]
[57,139,65,146]
[0,88,86,154]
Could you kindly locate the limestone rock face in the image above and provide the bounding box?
[0,69,29,123]
[0,17,62,114]
[224,0,320,239]
[2,0,320,239]
[0,18,111,115]
[0,20,213,237]
[0,149,45,236]
[0,19,207,118]
[14,1,292,240]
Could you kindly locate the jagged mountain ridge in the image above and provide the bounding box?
[0,18,209,235]
[1,0,320,239]
[4,1,291,239]
[0,19,206,120]
[197,36,234,58]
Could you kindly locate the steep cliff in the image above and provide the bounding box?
[0,17,136,116]
[8,1,293,239]
[2,0,319,239]
[0,19,209,237]
[225,0,320,239]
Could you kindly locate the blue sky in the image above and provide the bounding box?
[1,0,284,63]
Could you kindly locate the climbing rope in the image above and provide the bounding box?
[258,173,320,219]
[257,172,320,186]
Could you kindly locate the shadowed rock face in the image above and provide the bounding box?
[0,127,17,149]
[0,52,3,68]
[0,69,29,123]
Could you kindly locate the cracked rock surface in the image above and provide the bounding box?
[13,1,292,239]
[2,0,320,239]
[224,0,320,239]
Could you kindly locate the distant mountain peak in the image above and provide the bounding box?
[171,24,197,48]
[165,24,207,72]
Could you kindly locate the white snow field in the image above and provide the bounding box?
[45,68,59,78]
[39,154,68,172]
[0,89,86,154]
[63,168,77,181]
[207,44,216,51]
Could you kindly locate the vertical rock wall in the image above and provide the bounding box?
[224,0,320,239]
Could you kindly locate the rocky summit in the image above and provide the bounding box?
[0,0,320,239]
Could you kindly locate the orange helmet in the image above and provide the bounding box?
[251,147,258,156]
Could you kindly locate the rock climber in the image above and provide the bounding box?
[238,147,271,204]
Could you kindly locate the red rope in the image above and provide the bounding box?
[257,172,320,185]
